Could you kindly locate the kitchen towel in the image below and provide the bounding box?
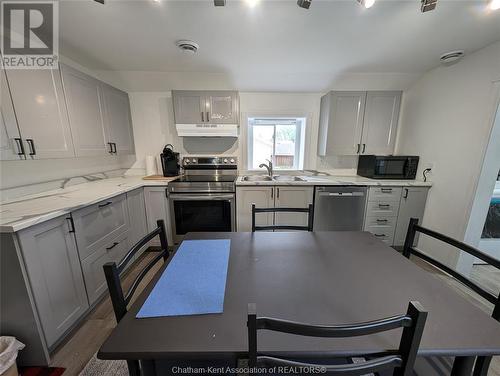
[136,239,231,318]
[145,155,157,176]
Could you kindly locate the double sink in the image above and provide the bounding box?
[242,175,306,182]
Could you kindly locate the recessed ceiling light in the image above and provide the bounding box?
[421,0,438,12]
[176,40,199,54]
[245,0,259,7]
[357,0,375,8]
[297,0,312,9]
[488,0,500,10]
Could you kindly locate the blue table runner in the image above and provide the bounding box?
[136,239,231,318]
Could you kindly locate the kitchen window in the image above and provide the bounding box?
[247,117,306,171]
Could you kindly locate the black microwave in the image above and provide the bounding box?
[357,155,419,180]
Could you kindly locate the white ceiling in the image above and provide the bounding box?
[59,0,500,91]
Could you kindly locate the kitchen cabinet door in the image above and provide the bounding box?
[101,83,135,155]
[172,91,206,124]
[0,68,24,160]
[317,91,366,156]
[144,187,171,246]
[6,68,75,159]
[127,188,148,259]
[17,216,89,347]
[361,91,402,155]
[236,187,274,231]
[394,187,429,247]
[206,91,239,124]
[61,64,110,156]
[275,186,314,228]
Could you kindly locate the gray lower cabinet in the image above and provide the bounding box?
[394,187,430,247]
[127,188,148,259]
[144,187,171,246]
[17,216,89,348]
[364,187,402,245]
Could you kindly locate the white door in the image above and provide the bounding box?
[101,84,135,155]
[17,216,89,347]
[275,187,314,228]
[6,68,75,159]
[144,187,171,246]
[0,68,24,160]
[206,91,238,124]
[361,91,402,155]
[60,64,110,156]
[394,187,429,247]
[325,92,366,155]
[236,187,274,231]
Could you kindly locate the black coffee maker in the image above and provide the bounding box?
[160,144,180,177]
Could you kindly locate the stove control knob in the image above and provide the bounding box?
[230,158,235,163]
[184,159,190,164]
[223,158,228,163]
[192,158,197,164]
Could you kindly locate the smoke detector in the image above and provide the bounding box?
[176,40,199,54]
[440,50,464,65]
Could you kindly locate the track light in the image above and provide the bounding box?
[421,0,438,12]
[357,0,375,8]
[488,0,500,10]
[297,0,312,9]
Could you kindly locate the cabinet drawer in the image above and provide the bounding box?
[364,226,395,245]
[366,201,400,216]
[81,232,130,305]
[73,193,130,260]
[364,216,397,228]
[368,187,402,202]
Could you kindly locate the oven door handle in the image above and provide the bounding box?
[169,194,234,201]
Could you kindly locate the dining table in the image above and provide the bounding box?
[98,231,500,376]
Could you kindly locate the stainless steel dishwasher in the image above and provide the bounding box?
[313,186,367,231]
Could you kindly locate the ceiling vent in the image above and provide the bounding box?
[440,50,464,65]
[176,40,199,54]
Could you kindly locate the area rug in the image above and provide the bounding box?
[19,367,65,376]
[79,353,127,376]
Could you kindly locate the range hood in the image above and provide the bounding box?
[176,123,239,137]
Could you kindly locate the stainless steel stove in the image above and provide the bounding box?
[168,156,238,243]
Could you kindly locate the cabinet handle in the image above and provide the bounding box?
[108,142,114,154]
[14,138,25,156]
[356,144,360,154]
[374,234,386,237]
[201,111,204,122]
[106,242,119,251]
[403,188,409,199]
[277,187,280,199]
[26,139,36,156]
[112,143,117,154]
[378,204,390,208]
[98,201,112,208]
[66,217,75,233]
[376,219,388,223]
[362,143,366,153]
[380,188,393,193]
[206,111,209,121]
[271,188,273,199]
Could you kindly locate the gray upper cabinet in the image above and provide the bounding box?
[101,83,135,155]
[0,68,23,160]
[394,187,429,247]
[317,91,366,156]
[5,68,75,159]
[172,90,239,125]
[361,91,401,155]
[60,64,110,156]
[318,91,402,156]
[17,215,89,347]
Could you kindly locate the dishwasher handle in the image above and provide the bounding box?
[318,192,365,197]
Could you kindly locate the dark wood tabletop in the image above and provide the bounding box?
[99,231,500,361]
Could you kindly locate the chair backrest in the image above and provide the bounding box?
[403,218,500,322]
[247,301,427,376]
[103,219,169,323]
[251,203,314,232]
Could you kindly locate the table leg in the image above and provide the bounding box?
[141,360,156,376]
[451,356,476,376]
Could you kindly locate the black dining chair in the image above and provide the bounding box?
[403,218,500,376]
[247,301,427,376]
[251,203,314,232]
[103,219,170,376]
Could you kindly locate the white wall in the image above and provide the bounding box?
[396,41,500,269]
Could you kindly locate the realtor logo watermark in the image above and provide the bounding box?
[1,1,59,69]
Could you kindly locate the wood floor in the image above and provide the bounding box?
[50,251,500,376]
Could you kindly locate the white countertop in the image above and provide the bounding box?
[235,174,434,187]
[0,174,431,233]
[0,176,176,233]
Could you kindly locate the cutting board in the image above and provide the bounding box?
[142,175,177,181]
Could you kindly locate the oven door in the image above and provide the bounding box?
[374,157,408,178]
[169,193,235,244]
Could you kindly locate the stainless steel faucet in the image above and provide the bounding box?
[259,159,273,177]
